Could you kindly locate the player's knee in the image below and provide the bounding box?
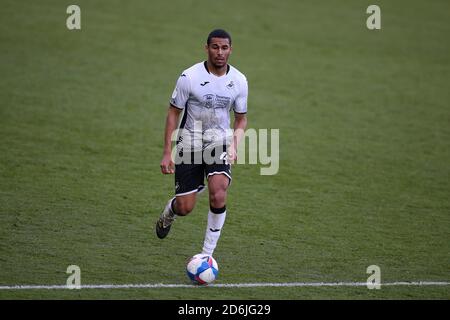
[209,190,226,208]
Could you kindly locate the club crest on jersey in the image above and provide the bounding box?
[203,94,215,108]
[226,81,234,89]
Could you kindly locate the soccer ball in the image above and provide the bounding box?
[186,254,219,285]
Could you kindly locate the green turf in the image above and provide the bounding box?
[0,0,449,299]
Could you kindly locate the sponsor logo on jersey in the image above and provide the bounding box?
[202,94,231,109]
[215,95,231,108]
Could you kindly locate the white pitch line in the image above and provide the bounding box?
[0,281,449,290]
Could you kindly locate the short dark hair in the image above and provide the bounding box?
[207,29,232,46]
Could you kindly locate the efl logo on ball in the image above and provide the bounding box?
[186,254,219,285]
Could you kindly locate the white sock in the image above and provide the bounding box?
[201,207,226,256]
[165,197,177,218]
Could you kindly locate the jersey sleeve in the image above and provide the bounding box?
[169,73,190,109]
[233,77,248,114]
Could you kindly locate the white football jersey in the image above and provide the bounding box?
[169,61,248,151]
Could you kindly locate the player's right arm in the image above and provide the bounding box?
[160,106,182,174]
[161,73,190,174]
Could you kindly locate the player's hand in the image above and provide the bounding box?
[160,153,175,174]
[227,145,237,164]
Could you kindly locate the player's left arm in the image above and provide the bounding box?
[229,112,247,164]
[229,77,248,164]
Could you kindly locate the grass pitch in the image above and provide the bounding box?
[0,0,449,299]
